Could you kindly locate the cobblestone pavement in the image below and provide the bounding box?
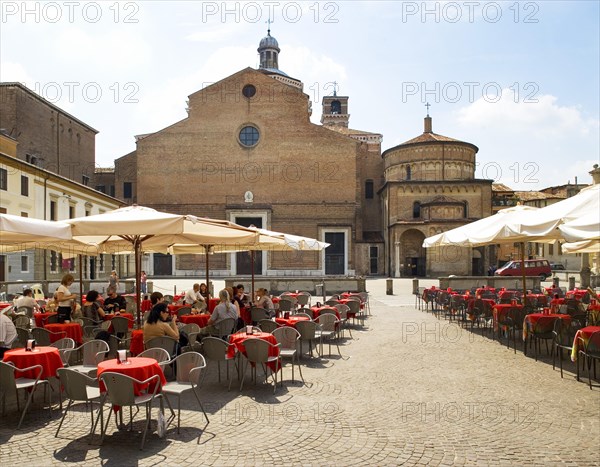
[1,279,599,466]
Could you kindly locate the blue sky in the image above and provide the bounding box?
[1,1,598,190]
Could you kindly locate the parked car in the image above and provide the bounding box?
[550,262,565,271]
[495,259,552,281]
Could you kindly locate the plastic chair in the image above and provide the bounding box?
[272,326,303,383]
[176,306,193,318]
[63,340,109,375]
[13,315,30,329]
[146,336,178,360]
[577,330,600,389]
[200,336,237,390]
[15,327,30,347]
[55,368,103,440]
[211,318,236,340]
[295,320,322,358]
[98,372,163,450]
[296,308,314,319]
[138,347,172,373]
[296,292,311,308]
[180,323,201,336]
[258,319,277,333]
[251,307,271,323]
[110,316,131,337]
[239,338,281,394]
[315,313,342,357]
[162,352,209,434]
[0,360,50,429]
[16,306,34,319]
[50,338,76,365]
[552,319,580,378]
[32,327,66,346]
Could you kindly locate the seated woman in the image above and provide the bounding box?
[82,290,106,323]
[199,283,212,302]
[200,289,240,335]
[143,302,180,346]
[255,288,274,315]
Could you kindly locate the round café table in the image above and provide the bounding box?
[97,357,166,395]
[523,313,572,341]
[3,346,63,379]
[34,312,57,327]
[44,323,83,345]
[179,314,210,327]
[310,306,340,320]
[275,316,310,328]
[571,326,600,362]
[208,298,220,313]
[129,329,145,356]
[228,331,280,372]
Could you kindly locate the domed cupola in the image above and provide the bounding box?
[258,28,280,71]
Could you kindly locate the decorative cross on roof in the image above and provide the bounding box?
[266,17,272,35]
[425,102,431,117]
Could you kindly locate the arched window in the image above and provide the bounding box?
[413,201,421,219]
[330,100,341,114]
[365,180,374,199]
[463,201,468,218]
[406,165,412,180]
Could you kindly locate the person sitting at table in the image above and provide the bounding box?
[0,312,17,358]
[143,302,180,346]
[200,289,240,335]
[150,291,164,306]
[56,273,77,323]
[226,287,244,330]
[184,283,206,311]
[14,289,41,313]
[255,288,274,315]
[235,284,249,307]
[104,287,126,314]
[82,290,106,323]
[199,283,212,302]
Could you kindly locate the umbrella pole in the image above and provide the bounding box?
[78,254,83,306]
[135,240,142,327]
[520,242,527,303]
[204,246,210,295]
[251,251,255,304]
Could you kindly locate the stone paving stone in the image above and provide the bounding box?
[1,279,599,465]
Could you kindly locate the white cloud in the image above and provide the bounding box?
[0,62,34,83]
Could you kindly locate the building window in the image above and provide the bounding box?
[82,175,90,186]
[21,255,28,273]
[20,212,28,217]
[99,254,105,272]
[123,182,132,199]
[406,166,412,180]
[369,246,378,274]
[0,208,6,214]
[413,201,421,219]
[242,84,256,98]
[21,176,29,196]
[95,185,106,193]
[549,243,554,255]
[69,205,75,219]
[238,126,260,147]
[365,180,374,199]
[109,185,115,197]
[463,201,468,218]
[50,251,58,272]
[330,100,341,114]
[0,168,6,190]
[50,201,57,221]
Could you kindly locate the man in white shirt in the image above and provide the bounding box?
[14,289,40,312]
[0,312,18,357]
[184,283,206,310]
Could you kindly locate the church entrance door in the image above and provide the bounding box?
[153,253,172,276]
[235,217,263,276]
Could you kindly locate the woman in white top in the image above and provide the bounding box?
[56,273,77,323]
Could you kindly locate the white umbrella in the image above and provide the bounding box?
[169,226,330,299]
[65,205,259,322]
[558,212,600,243]
[562,240,600,254]
[0,213,72,244]
[508,184,600,240]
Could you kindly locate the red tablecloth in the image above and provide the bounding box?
[34,312,57,327]
[141,300,152,312]
[476,287,496,295]
[567,290,587,300]
[0,302,12,310]
[275,316,310,328]
[310,306,341,320]
[571,326,600,362]
[240,306,251,325]
[227,331,279,359]
[168,304,190,314]
[3,346,63,380]
[97,357,166,395]
[523,313,572,341]
[179,314,210,327]
[469,298,497,312]
[338,298,364,311]
[271,297,281,305]
[208,298,220,313]
[588,303,600,325]
[104,313,135,329]
[492,303,523,331]
[44,323,83,344]
[129,329,145,356]
[526,294,548,307]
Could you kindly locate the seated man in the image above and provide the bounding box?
[0,312,17,358]
[14,289,41,312]
[103,287,126,314]
[184,283,206,311]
